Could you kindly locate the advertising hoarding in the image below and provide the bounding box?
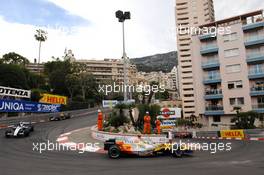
[39,93,67,105]
[102,100,119,108]
[158,107,182,119]
[0,99,61,113]
[220,130,245,139]
[0,86,31,98]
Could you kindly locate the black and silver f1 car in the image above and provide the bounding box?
[5,122,34,138]
[104,138,193,159]
[49,112,72,121]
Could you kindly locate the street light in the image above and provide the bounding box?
[115,10,131,102]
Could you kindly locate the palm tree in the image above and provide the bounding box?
[34,29,48,74]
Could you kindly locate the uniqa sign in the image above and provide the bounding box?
[0,101,24,111]
[0,86,31,98]
[0,99,61,113]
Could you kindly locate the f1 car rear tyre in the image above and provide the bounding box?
[108,145,121,159]
[172,149,183,158]
[24,130,30,137]
[5,131,11,138]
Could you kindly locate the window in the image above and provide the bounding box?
[184,94,194,97]
[213,116,221,122]
[229,98,236,105]
[224,48,239,57]
[229,97,244,106]
[228,80,243,89]
[226,64,241,73]
[223,32,238,42]
[246,31,260,41]
[237,98,244,105]
[257,97,264,104]
[251,64,264,74]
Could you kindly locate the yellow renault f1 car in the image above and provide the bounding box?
[104,138,193,159]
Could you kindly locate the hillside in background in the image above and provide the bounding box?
[130,51,178,73]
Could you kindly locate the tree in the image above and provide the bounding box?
[34,29,47,72]
[71,62,102,103]
[155,90,170,100]
[0,64,29,89]
[44,60,72,96]
[1,52,29,66]
[259,114,264,128]
[147,81,159,104]
[30,89,45,102]
[231,111,259,129]
[65,74,79,99]
[23,68,46,89]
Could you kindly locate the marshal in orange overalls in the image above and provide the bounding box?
[155,119,161,134]
[143,112,151,134]
[97,110,103,131]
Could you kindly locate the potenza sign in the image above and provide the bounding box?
[0,86,31,98]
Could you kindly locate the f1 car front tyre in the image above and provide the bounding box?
[172,149,183,158]
[108,145,121,159]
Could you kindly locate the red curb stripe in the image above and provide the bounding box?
[96,148,107,154]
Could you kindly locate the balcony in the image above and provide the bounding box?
[250,86,264,96]
[200,45,219,55]
[252,103,264,113]
[242,21,264,31]
[203,74,221,84]
[248,69,264,79]
[202,59,220,70]
[245,35,264,47]
[205,105,224,116]
[246,52,264,64]
[204,89,223,100]
[199,33,217,41]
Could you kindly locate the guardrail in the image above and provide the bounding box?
[195,129,264,139]
[0,108,111,128]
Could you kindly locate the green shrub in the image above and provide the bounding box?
[231,111,258,129]
[175,119,193,127]
[108,111,129,128]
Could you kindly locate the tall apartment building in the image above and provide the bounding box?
[75,59,137,84]
[192,10,264,129]
[136,66,180,99]
[169,66,180,96]
[175,0,215,118]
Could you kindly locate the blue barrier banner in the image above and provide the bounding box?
[0,99,61,113]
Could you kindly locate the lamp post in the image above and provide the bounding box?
[115,10,131,103]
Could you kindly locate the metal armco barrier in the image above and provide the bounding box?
[196,129,264,139]
[0,108,111,128]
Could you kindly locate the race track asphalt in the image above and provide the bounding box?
[0,112,263,175]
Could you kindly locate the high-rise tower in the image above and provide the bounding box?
[175,0,215,118]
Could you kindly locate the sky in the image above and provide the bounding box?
[0,0,263,63]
